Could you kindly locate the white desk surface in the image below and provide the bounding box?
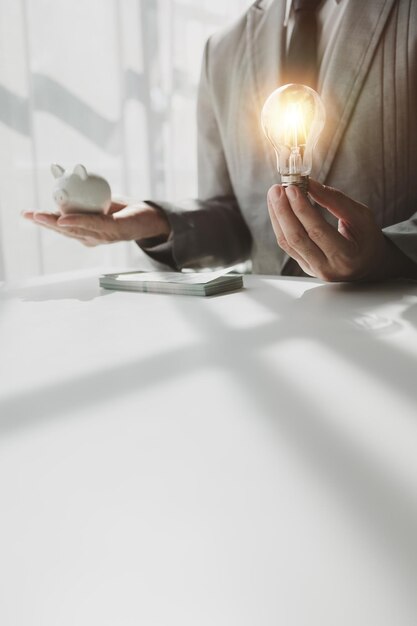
[1,271,417,625]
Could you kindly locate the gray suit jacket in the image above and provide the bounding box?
[145,0,417,276]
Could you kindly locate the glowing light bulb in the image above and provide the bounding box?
[261,83,325,193]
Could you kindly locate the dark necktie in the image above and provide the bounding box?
[283,0,322,89]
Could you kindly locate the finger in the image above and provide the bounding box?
[57,226,102,240]
[23,210,57,219]
[56,221,105,237]
[32,212,61,226]
[56,220,114,242]
[285,184,350,256]
[267,188,313,274]
[25,211,100,245]
[30,217,63,235]
[308,179,366,221]
[108,201,127,214]
[57,213,109,231]
[269,185,327,269]
[32,216,100,242]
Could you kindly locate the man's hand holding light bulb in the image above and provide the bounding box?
[262,83,415,281]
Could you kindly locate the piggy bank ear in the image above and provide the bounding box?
[73,164,88,180]
[51,164,65,178]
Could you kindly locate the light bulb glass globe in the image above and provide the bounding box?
[261,83,325,191]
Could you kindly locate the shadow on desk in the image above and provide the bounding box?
[1,277,417,429]
[170,276,417,594]
[1,275,417,592]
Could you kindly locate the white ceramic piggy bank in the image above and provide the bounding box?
[51,164,112,214]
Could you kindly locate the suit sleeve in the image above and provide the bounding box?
[138,38,252,270]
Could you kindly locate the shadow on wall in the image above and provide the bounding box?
[0,70,153,154]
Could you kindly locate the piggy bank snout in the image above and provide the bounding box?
[54,189,69,205]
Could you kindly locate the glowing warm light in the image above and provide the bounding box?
[261,83,325,180]
[284,103,307,148]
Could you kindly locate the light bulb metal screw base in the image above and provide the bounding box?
[280,174,309,195]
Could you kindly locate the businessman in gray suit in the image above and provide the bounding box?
[25,0,417,281]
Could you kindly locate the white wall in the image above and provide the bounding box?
[0,0,252,282]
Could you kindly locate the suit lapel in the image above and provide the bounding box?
[315,0,397,182]
[247,0,286,107]
[247,0,287,179]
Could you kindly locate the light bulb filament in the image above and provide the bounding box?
[285,103,307,148]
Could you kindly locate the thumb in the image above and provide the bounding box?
[308,179,365,221]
